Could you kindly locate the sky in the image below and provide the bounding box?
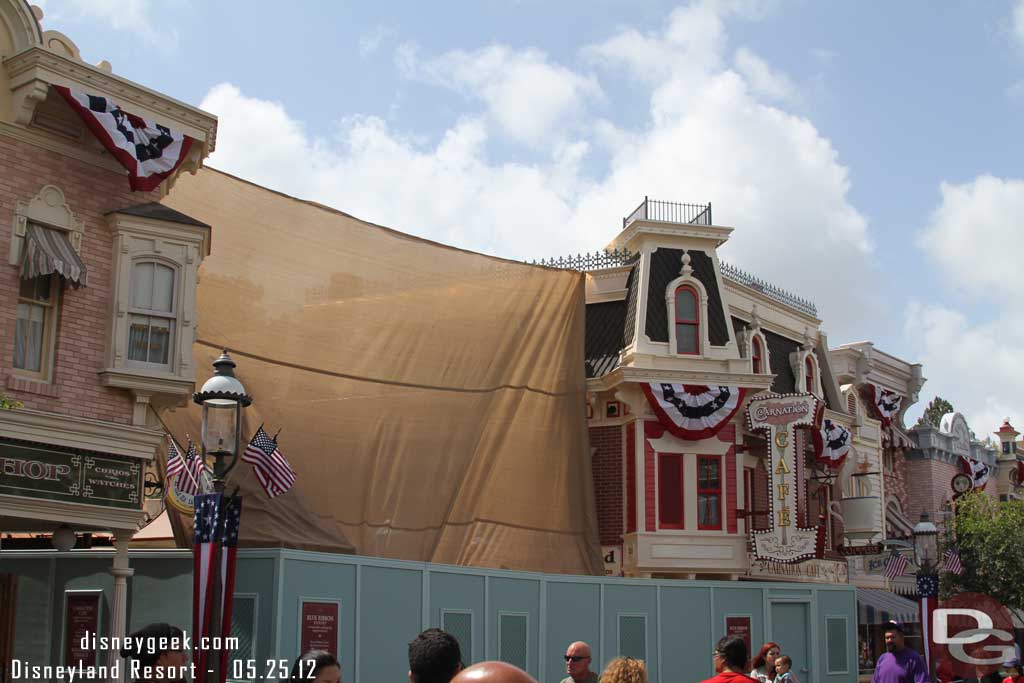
[32,0,1024,436]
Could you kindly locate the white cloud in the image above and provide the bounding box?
[918,175,1024,304]
[37,0,174,51]
[903,301,1024,439]
[1014,0,1024,49]
[400,44,603,147]
[734,47,796,101]
[202,0,876,341]
[359,26,392,58]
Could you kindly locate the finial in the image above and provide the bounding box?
[680,250,693,277]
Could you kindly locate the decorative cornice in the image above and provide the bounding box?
[586,365,776,394]
[0,406,162,460]
[4,46,217,152]
[0,493,145,531]
[98,368,195,403]
[607,221,734,253]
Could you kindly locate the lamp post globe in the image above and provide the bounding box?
[912,510,938,571]
[193,350,252,492]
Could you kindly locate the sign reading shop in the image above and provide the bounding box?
[0,440,141,509]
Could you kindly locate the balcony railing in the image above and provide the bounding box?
[623,197,712,228]
[531,248,636,271]
[720,261,818,317]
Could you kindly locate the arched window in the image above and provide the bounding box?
[128,261,176,367]
[674,285,699,355]
[805,356,816,394]
[751,336,763,374]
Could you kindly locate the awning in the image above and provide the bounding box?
[857,588,919,625]
[22,223,87,288]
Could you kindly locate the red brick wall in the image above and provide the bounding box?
[719,424,737,534]
[590,424,624,545]
[905,457,957,524]
[885,447,909,512]
[0,134,160,423]
[626,422,636,533]
[643,420,663,532]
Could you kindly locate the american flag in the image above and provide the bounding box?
[217,496,242,683]
[943,546,963,575]
[242,426,296,498]
[193,493,222,677]
[186,440,206,494]
[884,550,909,579]
[166,435,186,479]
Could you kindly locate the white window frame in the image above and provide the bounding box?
[125,258,180,371]
[666,272,710,358]
[791,349,822,396]
[13,271,61,381]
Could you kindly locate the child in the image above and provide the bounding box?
[774,655,798,683]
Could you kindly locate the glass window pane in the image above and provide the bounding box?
[148,318,172,365]
[128,315,151,362]
[676,324,698,354]
[14,304,44,372]
[698,493,721,528]
[152,265,174,313]
[706,459,719,489]
[676,288,697,320]
[18,276,34,299]
[658,455,682,525]
[132,262,154,310]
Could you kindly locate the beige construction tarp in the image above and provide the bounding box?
[158,168,602,575]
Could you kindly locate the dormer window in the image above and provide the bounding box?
[674,285,700,355]
[751,336,763,374]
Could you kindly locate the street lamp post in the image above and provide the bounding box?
[194,351,251,683]
[912,511,939,682]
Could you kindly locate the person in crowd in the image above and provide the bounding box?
[870,621,927,683]
[409,628,464,683]
[287,651,340,683]
[561,641,598,683]
[702,635,758,683]
[773,655,797,683]
[599,656,647,683]
[1002,658,1024,683]
[749,642,780,683]
[119,623,188,683]
[451,661,536,683]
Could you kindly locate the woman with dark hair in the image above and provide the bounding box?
[288,651,340,683]
[119,623,188,683]
[749,642,781,683]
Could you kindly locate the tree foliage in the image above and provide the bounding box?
[941,492,1024,613]
[918,396,954,428]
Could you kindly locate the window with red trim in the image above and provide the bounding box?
[658,454,684,529]
[674,286,699,355]
[751,336,763,374]
[697,455,721,530]
[805,356,816,394]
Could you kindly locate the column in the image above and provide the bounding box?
[107,534,135,683]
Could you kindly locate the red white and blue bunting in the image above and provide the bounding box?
[54,86,193,192]
[869,383,903,427]
[813,404,852,468]
[960,455,991,489]
[641,383,747,440]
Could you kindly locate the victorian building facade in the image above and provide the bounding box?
[0,0,214,675]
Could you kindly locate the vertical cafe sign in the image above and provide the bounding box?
[746,393,821,563]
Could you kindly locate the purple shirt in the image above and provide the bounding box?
[871,648,928,683]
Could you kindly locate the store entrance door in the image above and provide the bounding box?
[770,600,812,683]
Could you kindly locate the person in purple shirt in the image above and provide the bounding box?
[871,621,929,683]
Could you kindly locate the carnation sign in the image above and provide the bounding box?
[747,393,821,564]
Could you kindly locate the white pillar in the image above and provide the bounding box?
[107,535,134,683]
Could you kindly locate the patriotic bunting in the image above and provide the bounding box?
[242,426,296,498]
[918,573,940,672]
[869,383,903,427]
[641,383,747,440]
[53,86,193,192]
[960,455,991,489]
[217,496,242,683]
[193,493,222,678]
[813,404,852,468]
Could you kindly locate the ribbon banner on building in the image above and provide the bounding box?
[868,383,903,427]
[959,455,991,489]
[641,383,747,440]
[746,392,822,563]
[813,404,852,467]
[54,86,193,192]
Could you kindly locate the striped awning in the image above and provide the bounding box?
[22,223,87,288]
[857,588,918,625]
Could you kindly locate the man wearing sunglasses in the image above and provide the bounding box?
[560,641,598,683]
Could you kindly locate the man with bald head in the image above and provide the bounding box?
[560,641,598,683]
[452,661,536,683]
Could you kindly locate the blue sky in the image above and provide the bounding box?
[35,0,1024,434]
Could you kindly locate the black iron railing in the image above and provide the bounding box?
[720,261,818,317]
[531,248,636,271]
[623,197,712,228]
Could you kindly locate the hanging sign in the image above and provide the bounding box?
[746,393,821,563]
[0,442,142,510]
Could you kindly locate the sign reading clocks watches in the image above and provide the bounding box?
[747,393,821,564]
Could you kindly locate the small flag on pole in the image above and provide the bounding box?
[943,546,963,575]
[884,550,909,579]
[178,440,204,496]
[242,426,296,498]
[166,435,186,479]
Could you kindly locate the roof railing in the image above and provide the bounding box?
[623,197,712,228]
[720,261,818,317]
[530,248,636,271]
